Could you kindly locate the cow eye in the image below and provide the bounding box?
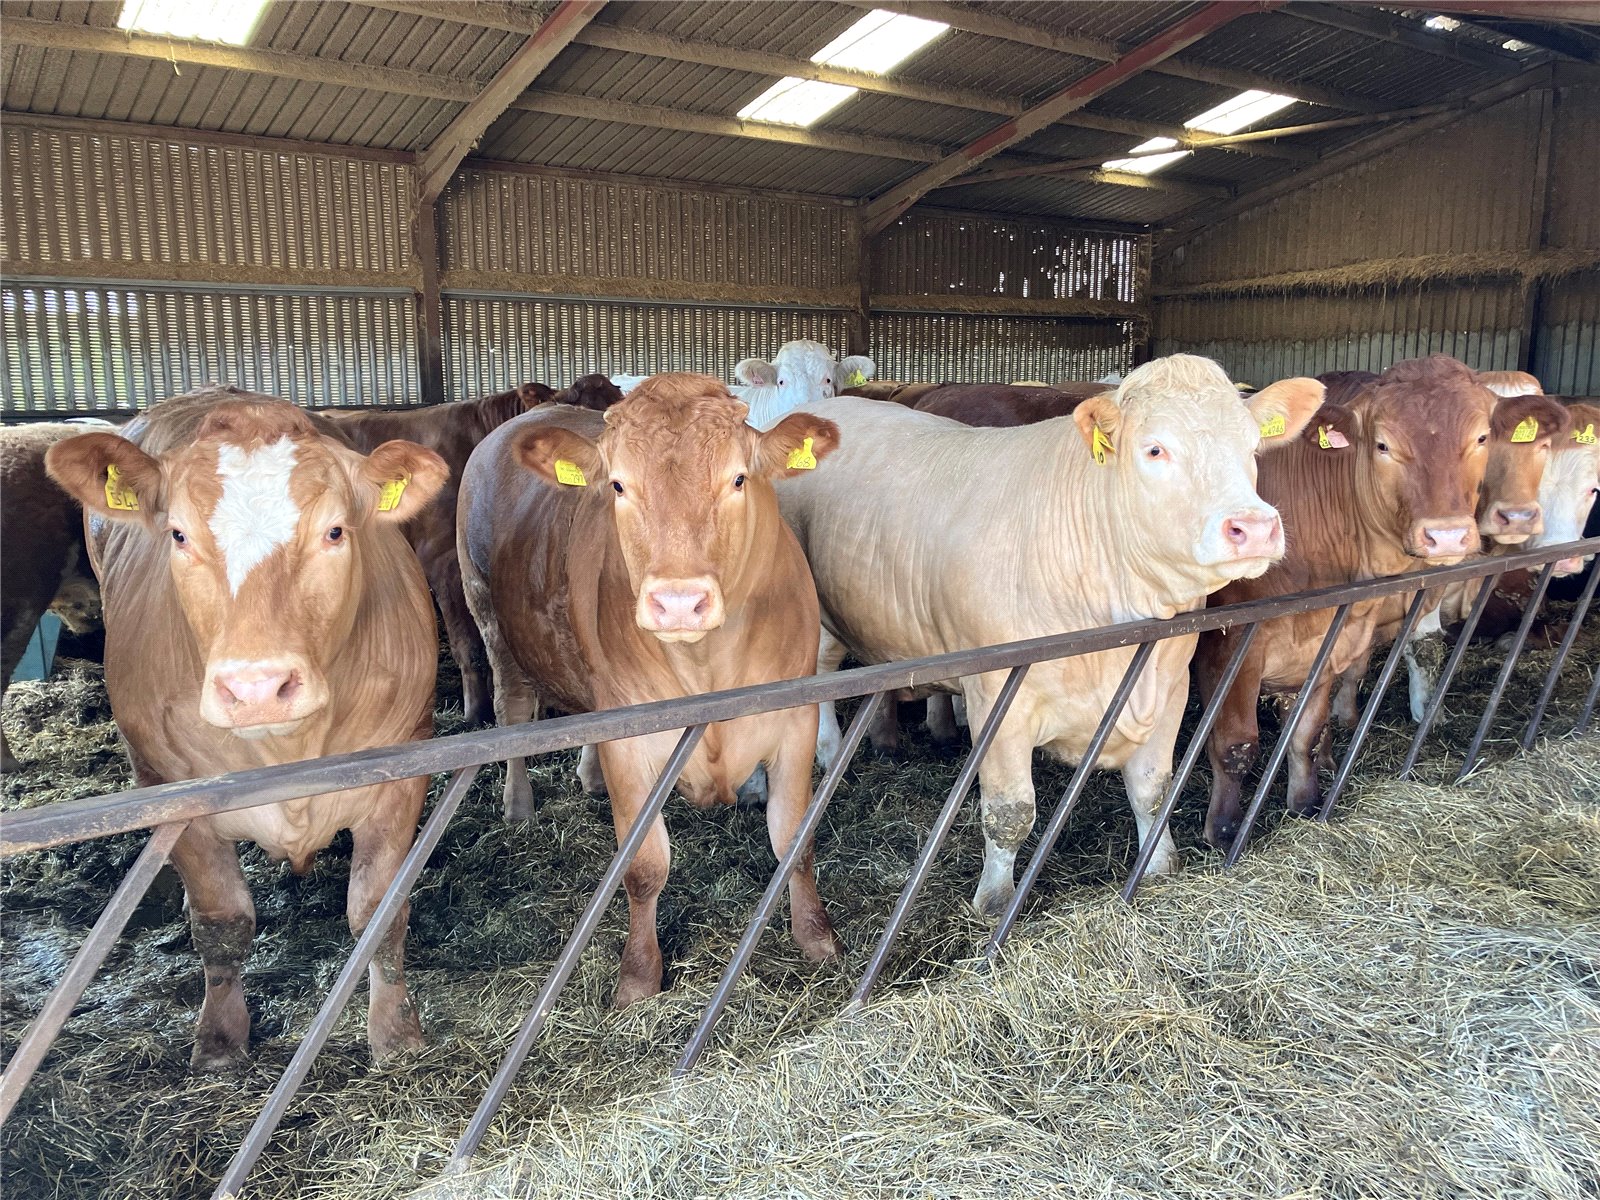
[1145,444,1166,460]
[733,474,746,489]
[170,529,186,546]
[1477,433,1488,445]
[325,526,344,543]
[1376,440,1390,454]
[612,480,625,496]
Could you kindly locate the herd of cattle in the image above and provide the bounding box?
[1,339,1597,1070]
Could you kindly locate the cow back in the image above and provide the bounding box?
[914,384,1095,427]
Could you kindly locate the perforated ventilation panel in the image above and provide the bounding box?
[870,312,1137,384]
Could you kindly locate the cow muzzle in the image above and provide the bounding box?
[202,656,326,733]
[1481,503,1542,545]
[637,576,725,642]
[1220,510,1284,561]
[1409,520,1480,562]
[1554,554,1590,577]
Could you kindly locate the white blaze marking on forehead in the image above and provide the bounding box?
[209,437,301,595]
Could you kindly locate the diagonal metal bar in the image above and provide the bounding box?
[1317,589,1433,821]
[210,767,480,1200]
[1225,605,1353,867]
[1122,622,1259,902]
[674,692,888,1077]
[448,724,705,1169]
[1400,576,1497,779]
[984,642,1156,962]
[0,820,186,1124]
[1521,563,1600,749]
[1455,563,1556,783]
[848,665,1029,1010]
[1577,648,1600,736]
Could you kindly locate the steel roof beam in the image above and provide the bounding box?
[1282,2,1544,73]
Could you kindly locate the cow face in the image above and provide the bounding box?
[516,374,840,643]
[735,341,874,405]
[1480,394,1571,544]
[46,402,447,735]
[1072,355,1323,591]
[1343,356,1495,563]
[1534,403,1600,576]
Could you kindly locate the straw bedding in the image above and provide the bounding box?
[1,610,1596,1200]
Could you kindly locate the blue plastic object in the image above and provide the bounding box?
[12,612,62,683]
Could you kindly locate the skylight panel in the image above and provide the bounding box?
[1425,14,1462,30]
[811,10,950,73]
[738,78,859,128]
[117,0,270,45]
[1184,89,1299,135]
[1102,137,1192,175]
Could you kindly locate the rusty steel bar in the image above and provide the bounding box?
[449,724,706,1169]
[1455,563,1556,784]
[1122,622,1260,902]
[210,767,480,1200]
[11,538,1592,858]
[848,665,1029,1010]
[673,691,889,1077]
[1399,576,1497,780]
[984,642,1156,962]
[1317,589,1433,822]
[1225,604,1353,867]
[1521,564,1599,749]
[0,820,186,1124]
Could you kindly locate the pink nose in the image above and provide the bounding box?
[1421,524,1475,557]
[1555,556,1586,577]
[1490,504,1541,535]
[646,588,712,630]
[1223,512,1283,559]
[214,666,301,710]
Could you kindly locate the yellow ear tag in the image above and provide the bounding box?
[1573,423,1597,446]
[786,436,817,471]
[104,464,139,511]
[1510,416,1539,444]
[1318,425,1349,450]
[1091,424,1114,466]
[845,369,866,388]
[1258,413,1286,438]
[377,474,410,512]
[553,459,588,487]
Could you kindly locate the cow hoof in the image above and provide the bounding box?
[795,915,842,962]
[612,974,663,1010]
[1145,848,1182,876]
[370,1024,426,1065]
[971,880,1015,923]
[0,753,20,775]
[190,1040,249,1074]
[1203,821,1238,852]
[865,742,906,765]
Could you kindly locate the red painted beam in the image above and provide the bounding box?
[862,2,1277,234]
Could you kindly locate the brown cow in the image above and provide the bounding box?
[556,373,626,412]
[914,383,1102,427]
[458,374,841,1007]
[1197,355,1493,849]
[324,381,554,725]
[45,388,448,1068]
[842,380,939,406]
[1,422,108,770]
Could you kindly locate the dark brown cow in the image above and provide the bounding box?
[325,381,554,724]
[458,374,841,1007]
[556,373,627,412]
[914,383,1100,427]
[45,387,448,1067]
[1197,355,1493,849]
[1,422,108,770]
[842,380,940,406]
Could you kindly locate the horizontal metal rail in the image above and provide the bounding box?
[7,537,1594,857]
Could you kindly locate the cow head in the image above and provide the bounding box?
[735,341,875,406]
[1338,355,1495,563]
[514,373,840,643]
[1533,402,1600,576]
[1073,355,1322,592]
[1480,393,1571,544]
[46,401,447,735]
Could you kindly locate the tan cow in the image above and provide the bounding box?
[775,355,1323,917]
[45,388,447,1068]
[457,375,842,1007]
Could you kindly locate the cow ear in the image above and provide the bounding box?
[518,382,555,410]
[1248,377,1324,446]
[1300,403,1358,450]
[838,355,876,386]
[757,412,841,479]
[1072,393,1122,463]
[45,432,164,524]
[516,424,603,489]
[358,440,448,523]
[735,358,779,387]
[1490,393,1571,443]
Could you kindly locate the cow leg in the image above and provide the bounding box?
[576,744,607,797]
[432,554,493,728]
[1122,691,1186,877]
[923,692,961,747]
[1,602,44,772]
[765,721,840,962]
[1330,644,1370,729]
[1285,674,1336,818]
[968,684,1037,921]
[347,781,427,1061]
[460,567,538,819]
[813,627,850,770]
[169,826,255,1071]
[598,737,674,1009]
[865,693,903,760]
[1404,608,1446,723]
[1200,638,1264,851]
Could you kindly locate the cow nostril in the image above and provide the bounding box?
[1224,520,1246,546]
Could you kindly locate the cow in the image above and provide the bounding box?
[1476,369,1544,398]
[913,383,1104,427]
[842,380,939,407]
[556,373,626,412]
[1197,355,1496,850]
[457,373,843,1007]
[774,355,1323,917]
[43,387,448,1068]
[1,423,108,771]
[324,381,555,725]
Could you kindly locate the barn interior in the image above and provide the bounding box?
[2,3,1599,1200]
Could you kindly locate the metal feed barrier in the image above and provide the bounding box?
[1,537,1596,1198]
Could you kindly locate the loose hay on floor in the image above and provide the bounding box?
[1,614,1596,1200]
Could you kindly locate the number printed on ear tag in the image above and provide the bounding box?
[377,475,410,512]
[786,437,817,470]
[1091,425,1114,465]
[104,464,139,511]
[1318,425,1349,450]
[1510,416,1539,443]
[1572,423,1597,445]
[1258,413,1286,438]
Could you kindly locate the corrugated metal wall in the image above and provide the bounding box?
[1152,85,1598,395]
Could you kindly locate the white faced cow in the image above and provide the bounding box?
[610,341,875,430]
